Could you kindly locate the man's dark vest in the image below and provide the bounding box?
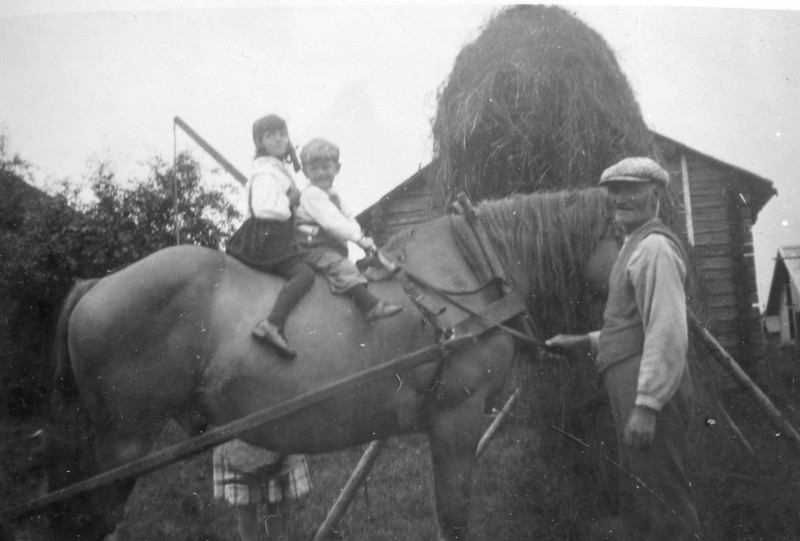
[295,191,350,257]
[596,219,688,373]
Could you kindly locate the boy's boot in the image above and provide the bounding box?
[348,284,403,322]
[365,300,403,322]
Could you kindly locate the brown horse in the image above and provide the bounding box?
[42,188,620,541]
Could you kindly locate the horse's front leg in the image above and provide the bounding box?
[428,393,486,541]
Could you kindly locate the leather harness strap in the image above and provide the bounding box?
[450,193,541,344]
[375,192,541,349]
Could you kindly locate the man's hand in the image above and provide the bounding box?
[543,334,592,360]
[624,405,657,448]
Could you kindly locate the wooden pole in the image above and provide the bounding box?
[312,440,387,541]
[173,116,248,185]
[311,387,522,541]
[688,310,800,453]
[476,388,520,458]
[0,335,476,523]
[715,399,755,455]
[172,122,180,245]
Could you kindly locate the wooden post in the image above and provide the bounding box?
[312,440,387,541]
[688,310,800,453]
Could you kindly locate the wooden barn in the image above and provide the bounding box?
[357,132,777,366]
[763,245,800,346]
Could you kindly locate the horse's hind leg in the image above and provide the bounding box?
[428,398,485,541]
[85,427,155,539]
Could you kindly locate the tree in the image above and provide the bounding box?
[0,148,240,417]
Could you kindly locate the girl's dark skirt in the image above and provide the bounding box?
[226,217,302,270]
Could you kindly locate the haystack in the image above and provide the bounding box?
[431,5,657,202]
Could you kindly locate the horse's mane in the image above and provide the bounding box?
[476,188,614,335]
[378,188,613,336]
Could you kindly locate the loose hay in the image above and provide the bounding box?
[431,5,657,204]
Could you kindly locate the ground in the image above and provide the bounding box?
[2,343,800,540]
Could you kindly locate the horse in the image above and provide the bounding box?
[41,188,621,541]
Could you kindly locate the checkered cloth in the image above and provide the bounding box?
[212,439,312,505]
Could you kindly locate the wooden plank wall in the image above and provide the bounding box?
[364,171,442,245]
[662,148,764,365]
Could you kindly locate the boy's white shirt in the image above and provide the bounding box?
[296,184,362,243]
[246,156,296,221]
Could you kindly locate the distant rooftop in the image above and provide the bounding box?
[764,245,800,316]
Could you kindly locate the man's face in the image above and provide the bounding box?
[302,158,341,191]
[605,181,660,232]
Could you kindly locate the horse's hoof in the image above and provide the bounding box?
[252,321,297,360]
[365,301,404,322]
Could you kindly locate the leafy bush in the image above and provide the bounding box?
[0,143,240,417]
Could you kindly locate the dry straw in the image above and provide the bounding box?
[431,5,660,206]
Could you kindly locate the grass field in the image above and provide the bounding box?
[3,342,800,540]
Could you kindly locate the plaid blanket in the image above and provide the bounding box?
[212,439,311,505]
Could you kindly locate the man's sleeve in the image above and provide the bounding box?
[301,187,362,242]
[628,234,688,411]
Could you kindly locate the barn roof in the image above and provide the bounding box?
[652,132,777,220]
[357,131,778,223]
[765,245,800,316]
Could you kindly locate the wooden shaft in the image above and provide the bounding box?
[311,387,521,541]
[173,116,248,185]
[688,310,800,453]
[1,335,473,522]
[312,440,387,541]
[715,399,755,455]
[475,388,520,458]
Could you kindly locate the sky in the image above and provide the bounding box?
[1,1,798,308]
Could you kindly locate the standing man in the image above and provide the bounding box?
[546,157,699,540]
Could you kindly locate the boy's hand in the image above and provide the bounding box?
[543,334,592,360]
[356,235,376,252]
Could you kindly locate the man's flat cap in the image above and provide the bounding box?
[599,157,670,186]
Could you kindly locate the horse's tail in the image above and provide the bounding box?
[53,278,99,404]
[46,278,100,504]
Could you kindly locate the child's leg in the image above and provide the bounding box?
[315,254,401,322]
[345,282,403,321]
[252,259,314,358]
[346,282,379,312]
[235,503,260,541]
[267,259,315,328]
